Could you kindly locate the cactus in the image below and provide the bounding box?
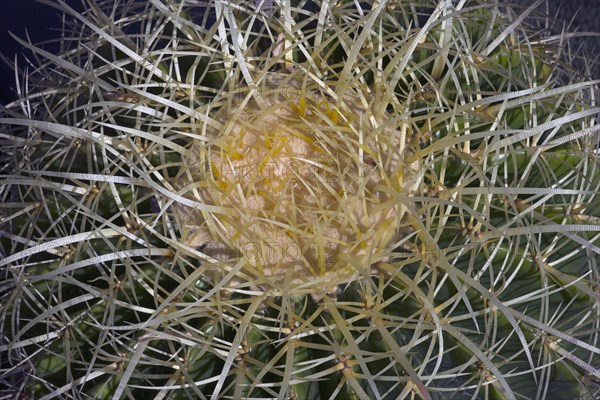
[1,0,599,398]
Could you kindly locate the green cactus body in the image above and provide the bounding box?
[1,1,599,399]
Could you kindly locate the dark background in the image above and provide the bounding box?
[1,0,599,104]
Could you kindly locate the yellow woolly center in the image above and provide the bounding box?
[176,77,407,290]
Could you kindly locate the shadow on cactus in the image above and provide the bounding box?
[1,0,600,399]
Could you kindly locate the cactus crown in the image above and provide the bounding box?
[175,71,409,292]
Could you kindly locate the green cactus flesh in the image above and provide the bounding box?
[1,0,599,399]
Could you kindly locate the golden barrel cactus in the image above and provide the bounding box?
[1,0,599,399]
